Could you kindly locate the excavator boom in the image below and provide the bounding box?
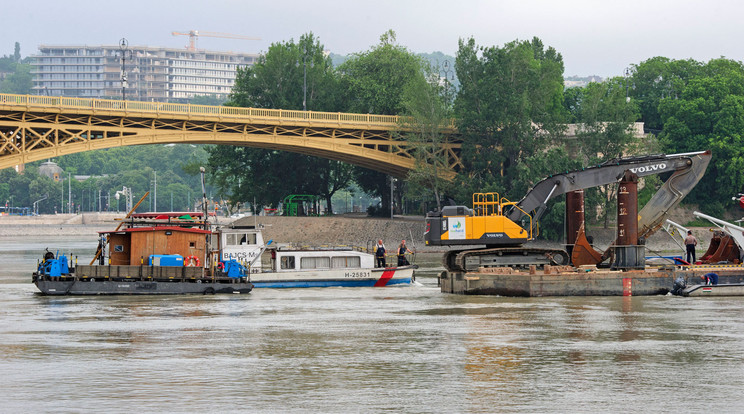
[507,151,711,240]
[425,150,712,272]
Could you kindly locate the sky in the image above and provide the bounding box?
[3,0,743,77]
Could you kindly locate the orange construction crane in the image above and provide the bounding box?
[171,30,260,51]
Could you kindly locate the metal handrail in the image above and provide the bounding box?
[0,93,457,130]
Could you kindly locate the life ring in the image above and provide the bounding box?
[185,255,201,267]
[217,261,225,271]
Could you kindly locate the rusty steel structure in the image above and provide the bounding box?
[616,172,639,246]
[0,93,463,178]
[565,190,585,249]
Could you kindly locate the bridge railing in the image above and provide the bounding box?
[0,93,457,130]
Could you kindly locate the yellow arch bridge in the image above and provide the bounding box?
[0,94,462,178]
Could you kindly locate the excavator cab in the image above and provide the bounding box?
[425,192,533,248]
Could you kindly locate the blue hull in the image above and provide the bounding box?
[251,277,412,288]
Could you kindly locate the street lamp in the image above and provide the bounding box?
[624,67,631,103]
[301,43,313,111]
[389,176,396,219]
[117,38,133,101]
[115,186,133,212]
[440,60,454,82]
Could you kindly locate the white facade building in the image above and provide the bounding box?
[31,45,258,102]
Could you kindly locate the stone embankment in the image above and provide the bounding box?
[0,211,704,255]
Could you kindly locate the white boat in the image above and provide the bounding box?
[219,224,415,288]
[682,284,744,297]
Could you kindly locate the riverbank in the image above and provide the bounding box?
[0,211,703,254]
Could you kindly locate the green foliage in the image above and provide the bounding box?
[229,32,341,111]
[514,147,583,239]
[0,61,32,94]
[564,77,641,227]
[212,33,352,213]
[190,94,226,106]
[400,62,455,210]
[338,30,427,115]
[0,42,32,94]
[453,36,566,203]
[337,30,430,215]
[630,57,704,131]
[647,57,744,210]
[5,145,210,214]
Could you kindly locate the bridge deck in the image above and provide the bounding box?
[0,93,461,177]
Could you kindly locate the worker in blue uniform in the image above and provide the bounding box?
[701,272,719,285]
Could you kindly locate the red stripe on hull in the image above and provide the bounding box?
[374,269,396,287]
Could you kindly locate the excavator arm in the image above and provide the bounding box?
[424,150,711,272]
[507,150,711,240]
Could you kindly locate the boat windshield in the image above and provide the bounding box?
[225,233,257,246]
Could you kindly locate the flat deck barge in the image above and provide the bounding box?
[439,264,744,296]
[33,264,253,295]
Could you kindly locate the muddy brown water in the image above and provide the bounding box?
[1,235,743,412]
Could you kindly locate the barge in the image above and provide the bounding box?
[33,214,415,295]
[33,212,254,295]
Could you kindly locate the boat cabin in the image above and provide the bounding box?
[216,225,265,272]
[104,213,211,265]
[273,249,374,272]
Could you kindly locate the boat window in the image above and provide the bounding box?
[226,233,257,246]
[280,256,295,270]
[301,256,331,269]
[331,256,361,268]
[239,233,256,245]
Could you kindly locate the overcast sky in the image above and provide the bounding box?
[3,0,742,77]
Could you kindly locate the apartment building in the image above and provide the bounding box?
[31,45,258,102]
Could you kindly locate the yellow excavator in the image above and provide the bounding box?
[425,151,712,272]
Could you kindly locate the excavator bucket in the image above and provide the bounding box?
[701,231,741,264]
[571,224,604,267]
[637,151,711,239]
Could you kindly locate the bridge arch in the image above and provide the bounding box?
[0,94,462,178]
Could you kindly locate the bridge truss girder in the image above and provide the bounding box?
[0,109,462,179]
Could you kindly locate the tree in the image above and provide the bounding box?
[338,30,429,215]
[0,61,32,94]
[630,57,704,131]
[569,77,641,228]
[13,42,20,63]
[453,37,566,203]
[209,32,351,213]
[399,62,455,211]
[190,94,226,106]
[656,58,744,212]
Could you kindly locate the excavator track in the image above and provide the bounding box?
[443,247,569,273]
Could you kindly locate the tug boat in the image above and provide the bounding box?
[33,212,254,295]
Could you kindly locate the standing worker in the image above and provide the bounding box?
[374,239,386,268]
[685,230,698,264]
[397,239,413,266]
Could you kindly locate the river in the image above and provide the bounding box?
[2,235,744,412]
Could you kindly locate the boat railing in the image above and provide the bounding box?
[277,244,367,253]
